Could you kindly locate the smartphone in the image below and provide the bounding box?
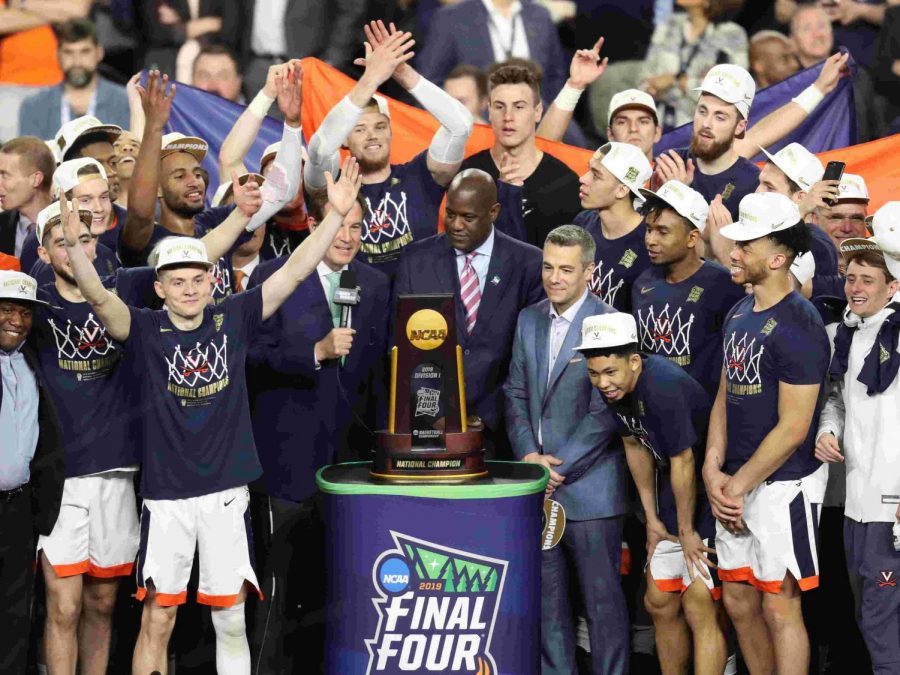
[822,161,845,206]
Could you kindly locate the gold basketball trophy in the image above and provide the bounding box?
[371,294,486,482]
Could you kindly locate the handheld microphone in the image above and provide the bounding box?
[333,269,360,329]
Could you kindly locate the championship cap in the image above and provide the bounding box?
[368,94,391,118]
[211,173,266,207]
[574,312,638,352]
[54,115,122,161]
[44,140,61,166]
[0,270,48,306]
[35,201,93,244]
[53,158,108,194]
[719,192,802,242]
[154,237,214,271]
[259,142,281,171]
[599,142,653,200]
[836,173,869,203]
[789,251,816,286]
[869,202,900,279]
[608,89,658,125]
[638,180,709,232]
[161,133,208,162]
[760,143,824,191]
[694,64,756,120]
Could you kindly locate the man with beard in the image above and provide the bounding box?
[0,136,54,259]
[18,18,129,141]
[704,192,829,675]
[219,60,310,260]
[120,70,302,302]
[305,21,473,276]
[574,142,654,313]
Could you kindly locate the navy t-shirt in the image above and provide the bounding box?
[359,151,445,276]
[677,150,760,221]
[574,210,650,312]
[124,288,264,499]
[608,355,714,537]
[29,242,119,286]
[631,260,745,397]
[721,291,828,480]
[31,283,141,477]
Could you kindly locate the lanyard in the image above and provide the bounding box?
[488,11,520,61]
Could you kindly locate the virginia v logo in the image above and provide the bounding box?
[366,532,507,674]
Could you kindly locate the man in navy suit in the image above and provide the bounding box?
[394,169,543,458]
[246,189,390,672]
[504,225,629,674]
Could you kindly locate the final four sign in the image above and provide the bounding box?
[366,532,507,674]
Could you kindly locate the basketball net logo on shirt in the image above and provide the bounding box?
[48,314,119,379]
[590,261,624,307]
[266,230,294,258]
[165,335,230,402]
[211,259,232,305]
[362,191,413,263]
[724,332,764,395]
[616,412,667,466]
[637,304,694,366]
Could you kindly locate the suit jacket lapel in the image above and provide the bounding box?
[544,295,594,403]
[535,303,551,404]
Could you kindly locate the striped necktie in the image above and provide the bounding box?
[459,252,481,334]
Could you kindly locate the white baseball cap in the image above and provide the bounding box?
[789,251,816,286]
[574,312,639,352]
[0,270,48,306]
[720,192,802,242]
[44,139,61,166]
[161,133,208,163]
[638,180,709,233]
[367,94,391,119]
[760,143,824,192]
[260,142,281,171]
[870,202,900,279]
[836,173,869,202]
[36,201,93,244]
[211,172,266,207]
[53,158,108,194]
[694,64,756,120]
[608,89,658,125]
[153,237,214,271]
[54,115,122,161]
[599,142,653,200]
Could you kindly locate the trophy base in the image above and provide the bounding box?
[371,430,486,484]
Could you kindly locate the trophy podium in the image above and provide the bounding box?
[371,294,486,483]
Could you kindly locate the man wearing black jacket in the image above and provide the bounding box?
[0,270,65,674]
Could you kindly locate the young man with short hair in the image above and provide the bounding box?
[574,141,653,312]
[578,311,725,675]
[703,192,830,675]
[631,180,745,398]
[305,20,473,275]
[63,155,363,675]
[816,209,900,675]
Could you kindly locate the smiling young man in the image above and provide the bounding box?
[305,21,473,275]
[703,192,829,675]
[62,155,363,675]
[573,141,654,313]
[631,180,745,399]
[578,311,725,675]
[816,210,900,675]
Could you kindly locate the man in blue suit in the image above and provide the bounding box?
[417,0,568,102]
[504,224,629,674]
[394,169,543,458]
[18,18,129,142]
[246,189,390,672]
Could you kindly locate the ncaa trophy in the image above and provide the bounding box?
[371,294,486,482]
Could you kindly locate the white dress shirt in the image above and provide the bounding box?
[14,213,34,260]
[481,0,530,62]
[454,227,495,295]
[0,345,39,490]
[233,255,260,292]
[251,0,289,56]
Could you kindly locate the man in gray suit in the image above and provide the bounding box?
[18,18,129,142]
[504,224,629,674]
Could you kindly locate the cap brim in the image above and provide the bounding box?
[719,222,767,242]
[839,237,880,261]
[608,103,658,126]
[63,125,123,159]
[161,136,208,163]
[156,260,215,272]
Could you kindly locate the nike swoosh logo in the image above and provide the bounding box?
[160,328,173,332]
[731,313,743,319]
[224,497,235,507]
[640,287,655,294]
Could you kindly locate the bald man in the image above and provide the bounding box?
[393,169,544,458]
[750,31,799,88]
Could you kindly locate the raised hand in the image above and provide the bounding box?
[651,150,694,190]
[814,51,850,95]
[355,24,416,89]
[355,21,419,89]
[232,172,263,218]
[325,156,362,217]
[59,197,87,248]
[498,152,526,186]
[276,60,303,128]
[799,179,840,216]
[568,37,608,90]
[137,71,175,132]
